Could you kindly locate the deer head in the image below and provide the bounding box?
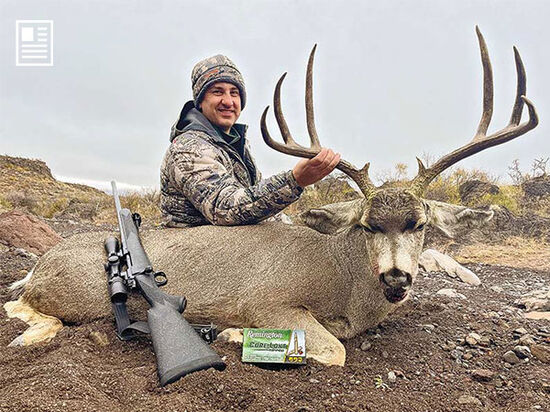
[261,28,538,304]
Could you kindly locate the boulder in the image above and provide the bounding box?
[419,249,481,285]
[0,210,62,255]
[522,175,550,199]
[459,179,500,204]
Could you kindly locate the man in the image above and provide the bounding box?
[160,54,340,226]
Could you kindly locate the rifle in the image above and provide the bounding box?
[104,181,226,386]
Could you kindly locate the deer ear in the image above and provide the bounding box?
[299,199,364,234]
[423,199,494,238]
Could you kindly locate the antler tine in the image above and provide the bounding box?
[260,46,377,198]
[410,27,539,195]
[306,44,321,149]
[273,73,296,145]
[474,26,494,139]
[509,46,526,126]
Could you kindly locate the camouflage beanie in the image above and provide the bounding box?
[191,55,246,109]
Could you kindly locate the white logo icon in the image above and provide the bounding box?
[16,20,53,66]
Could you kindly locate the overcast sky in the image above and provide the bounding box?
[1,0,549,192]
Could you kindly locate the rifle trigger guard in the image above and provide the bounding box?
[154,271,168,287]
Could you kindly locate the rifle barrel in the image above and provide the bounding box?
[111,181,129,258]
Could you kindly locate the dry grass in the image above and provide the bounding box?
[455,236,550,271]
[94,189,162,225]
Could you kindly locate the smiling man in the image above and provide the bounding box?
[160,54,340,226]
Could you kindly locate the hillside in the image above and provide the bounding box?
[0,155,110,219]
[0,155,161,222]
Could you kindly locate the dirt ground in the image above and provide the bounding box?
[1,219,549,412]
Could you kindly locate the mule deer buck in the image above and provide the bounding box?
[5,28,538,366]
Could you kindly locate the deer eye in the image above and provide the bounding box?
[364,224,384,234]
[405,220,425,232]
[404,220,417,231]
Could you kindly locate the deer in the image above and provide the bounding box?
[4,28,538,366]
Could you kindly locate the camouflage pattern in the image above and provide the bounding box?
[191,55,247,109]
[160,128,303,226]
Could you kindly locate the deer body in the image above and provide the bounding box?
[19,219,402,364]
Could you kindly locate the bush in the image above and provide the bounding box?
[478,186,521,214]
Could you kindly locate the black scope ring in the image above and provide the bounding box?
[154,272,168,287]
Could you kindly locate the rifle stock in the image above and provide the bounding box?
[146,299,226,386]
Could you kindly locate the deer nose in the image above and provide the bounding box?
[380,268,412,289]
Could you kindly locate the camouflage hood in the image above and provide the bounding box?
[170,100,248,144]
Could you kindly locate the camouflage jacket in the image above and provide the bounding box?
[160,101,303,226]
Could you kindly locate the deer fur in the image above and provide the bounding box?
[5,193,493,365]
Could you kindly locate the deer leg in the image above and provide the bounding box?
[218,327,244,343]
[253,307,346,366]
[3,298,63,346]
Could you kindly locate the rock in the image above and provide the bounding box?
[513,345,531,359]
[458,395,483,406]
[466,332,482,346]
[503,350,521,364]
[515,288,550,311]
[479,336,492,347]
[455,266,482,286]
[382,351,389,359]
[463,352,473,360]
[88,331,109,346]
[441,340,455,351]
[522,175,550,199]
[524,312,550,321]
[387,371,396,383]
[0,210,62,255]
[309,378,320,384]
[418,250,440,273]
[459,179,500,204]
[436,289,466,299]
[490,286,504,293]
[542,383,550,393]
[421,324,436,332]
[450,350,462,360]
[471,369,494,382]
[419,249,481,285]
[530,344,550,363]
[360,341,372,351]
[519,334,536,345]
[513,327,529,337]
[15,248,31,257]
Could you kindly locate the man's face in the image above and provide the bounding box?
[199,82,241,132]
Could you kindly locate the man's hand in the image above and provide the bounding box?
[292,148,341,188]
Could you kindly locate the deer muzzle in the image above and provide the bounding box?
[380,268,412,304]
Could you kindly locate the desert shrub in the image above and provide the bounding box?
[423,167,498,204]
[4,190,40,212]
[478,186,521,214]
[374,163,409,186]
[508,157,549,185]
[37,197,71,219]
[120,189,162,222]
[0,195,13,210]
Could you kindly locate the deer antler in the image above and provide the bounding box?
[409,26,539,195]
[260,45,376,198]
